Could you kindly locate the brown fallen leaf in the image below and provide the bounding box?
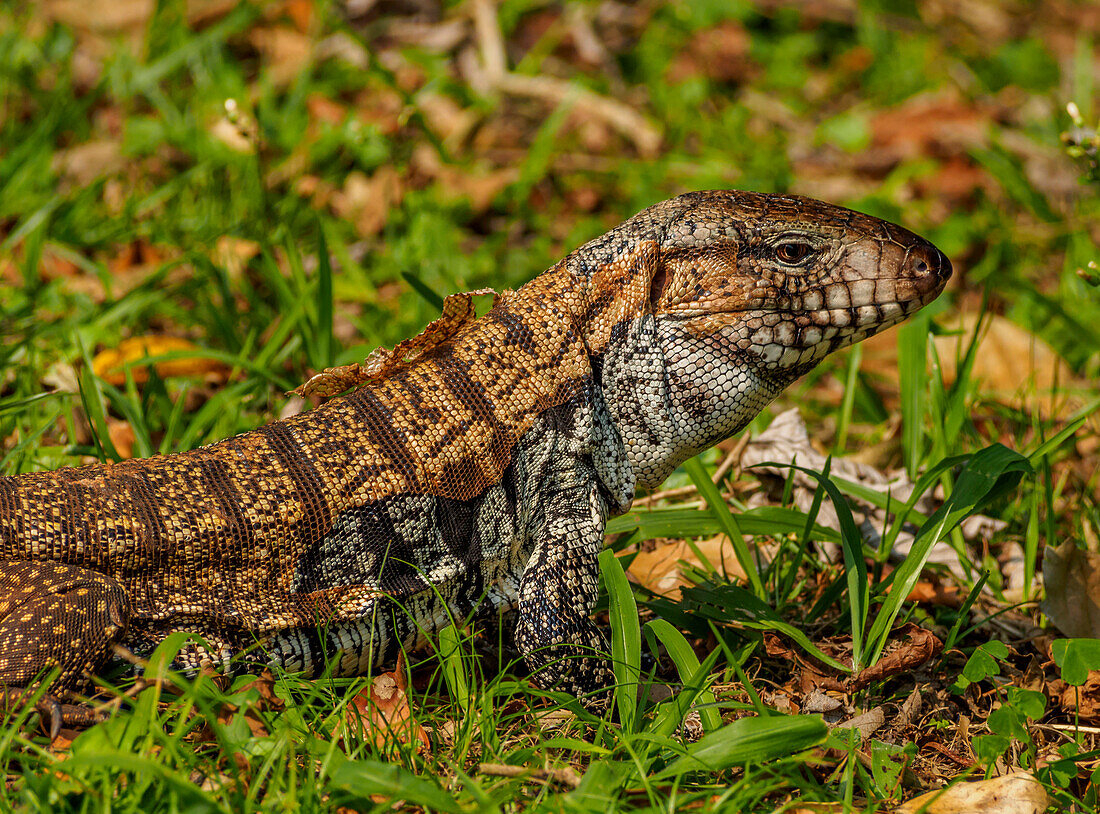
[896,771,1050,814]
[849,624,942,690]
[1041,539,1100,638]
[52,140,123,187]
[863,312,1080,420]
[92,336,230,386]
[411,145,516,214]
[107,419,136,459]
[330,167,404,238]
[628,535,749,601]
[869,94,988,164]
[235,669,286,713]
[341,653,429,754]
[763,624,941,695]
[213,236,261,279]
[249,26,313,87]
[666,21,754,85]
[1052,669,1100,722]
[907,579,962,607]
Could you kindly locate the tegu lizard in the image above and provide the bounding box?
[0,190,950,705]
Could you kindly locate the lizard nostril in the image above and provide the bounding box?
[915,259,928,274]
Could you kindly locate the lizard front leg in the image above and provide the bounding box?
[514,467,616,706]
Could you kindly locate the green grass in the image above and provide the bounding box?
[2,0,1100,810]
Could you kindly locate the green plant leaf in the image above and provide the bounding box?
[683,455,764,597]
[328,760,461,812]
[1052,638,1100,686]
[962,640,1010,683]
[599,548,641,731]
[653,715,826,779]
[644,618,722,733]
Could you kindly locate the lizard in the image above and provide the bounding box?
[0,190,951,707]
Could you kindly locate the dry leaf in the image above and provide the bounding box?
[213,236,261,279]
[341,653,429,753]
[210,117,256,154]
[628,535,748,600]
[666,21,753,84]
[282,0,313,32]
[1053,670,1100,722]
[52,140,123,187]
[897,771,1050,814]
[107,419,136,459]
[849,623,942,690]
[411,145,516,214]
[763,623,941,695]
[249,26,313,86]
[93,336,230,386]
[306,93,347,126]
[907,580,962,607]
[331,167,403,237]
[236,669,286,713]
[417,92,478,147]
[1042,539,1100,638]
[870,95,988,162]
[44,0,154,32]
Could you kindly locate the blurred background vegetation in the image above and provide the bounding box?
[1,0,1097,465]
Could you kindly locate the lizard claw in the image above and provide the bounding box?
[36,696,63,742]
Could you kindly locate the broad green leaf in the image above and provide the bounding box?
[329,760,461,812]
[962,640,1010,683]
[1052,638,1100,686]
[654,715,826,779]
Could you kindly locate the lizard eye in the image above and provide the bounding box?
[774,241,814,265]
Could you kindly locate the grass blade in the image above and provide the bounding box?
[896,311,930,479]
[645,619,722,733]
[654,715,827,778]
[683,455,764,597]
[599,549,641,731]
[759,459,869,670]
[867,444,1031,664]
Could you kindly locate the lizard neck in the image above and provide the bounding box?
[598,313,794,491]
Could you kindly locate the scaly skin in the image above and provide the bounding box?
[0,190,950,700]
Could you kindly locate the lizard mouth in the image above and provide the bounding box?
[665,239,952,324]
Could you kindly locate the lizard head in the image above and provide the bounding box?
[593,190,952,490]
[647,190,952,372]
